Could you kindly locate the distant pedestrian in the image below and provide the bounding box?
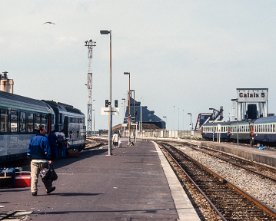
[27,125,56,196]
[48,130,58,160]
[55,130,67,158]
[112,132,120,148]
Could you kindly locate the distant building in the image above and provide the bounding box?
[232,88,268,121]
[0,72,14,94]
[124,97,166,129]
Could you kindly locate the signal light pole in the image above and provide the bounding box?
[124,72,131,145]
[100,30,112,156]
[84,39,96,136]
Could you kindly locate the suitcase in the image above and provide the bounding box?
[14,171,31,188]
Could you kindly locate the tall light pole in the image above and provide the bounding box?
[130,89,136,123]
[140,98,143,132]
[163,116,167,129]
[177,107,180,131]
[124,72,131,145]
[121,98,126,122]
[182,109,185,130]
[100,30,112,156]
[84,39,96,136]
[187,113,193,131]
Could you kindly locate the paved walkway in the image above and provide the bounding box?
[0,139,199,221]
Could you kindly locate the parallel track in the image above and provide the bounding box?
[158,142,276,221]
[191,144,276,182]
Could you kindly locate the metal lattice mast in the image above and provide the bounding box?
[85,39,96,136]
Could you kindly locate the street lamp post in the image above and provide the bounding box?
[124,72,131,145]
[140,99,143,132]
[163,116,167,129]
[187,113,193,131]
[100,30,112,156]
[121,98,126,122]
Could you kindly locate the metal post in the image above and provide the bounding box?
[140,103,142,132]
[108,31,112,155]
[188,112,193,135]
[84,39,96,136]
[100,30,112,156]
[131,90,136,143]
[124,72,131,145]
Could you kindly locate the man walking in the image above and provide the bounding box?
[28,125,56,196]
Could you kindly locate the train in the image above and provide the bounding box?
[0,90,86,163]
[201,116,276,145]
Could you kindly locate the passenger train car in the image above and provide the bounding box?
[43,100,86,150]
[0,91,86,163]
[202,116,276,146]
[253,116,276,144]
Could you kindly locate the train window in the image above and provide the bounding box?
[41,114,47,132]
[34,113,41,130]
[19,112,26,132]
[10,110,18,133]
[0,109,9,132]
[26,113,34,132]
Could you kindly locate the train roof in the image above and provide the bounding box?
[253,116,276,124]
[203,121,230,126]
[0,91,53,114]
[43,100,84,116]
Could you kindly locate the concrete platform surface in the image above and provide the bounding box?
[0,139,200,221]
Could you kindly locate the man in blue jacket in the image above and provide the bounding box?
[28,125,55,196]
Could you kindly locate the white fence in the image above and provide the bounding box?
[123,129,202,140]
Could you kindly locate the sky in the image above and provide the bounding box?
[1,0,276,130]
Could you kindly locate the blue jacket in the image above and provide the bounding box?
[27,134,51,160]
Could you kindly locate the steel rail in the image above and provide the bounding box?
[159,142,276,219]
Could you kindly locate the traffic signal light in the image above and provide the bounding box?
[105,100,109,107]
[114,100,118,108]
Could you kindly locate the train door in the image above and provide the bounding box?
[47,114,53,133]
[64,116,69,137]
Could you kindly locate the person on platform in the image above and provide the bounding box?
[55,129,67,158]
[48,130,58,159]
[112,132,120,148]
[27,125,55,196]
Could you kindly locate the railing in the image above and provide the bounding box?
[126,129,203,140]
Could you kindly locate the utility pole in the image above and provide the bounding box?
[85,39,96,136]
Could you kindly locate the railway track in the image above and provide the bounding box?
[158,142,276,221]
[190,144,276,182]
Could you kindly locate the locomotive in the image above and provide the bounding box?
[0,91,86,163]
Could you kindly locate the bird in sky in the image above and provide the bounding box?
[44,21,55,25]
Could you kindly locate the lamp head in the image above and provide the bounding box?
[100,30,111,35]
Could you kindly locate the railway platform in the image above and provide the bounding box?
[0,139,199,221]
